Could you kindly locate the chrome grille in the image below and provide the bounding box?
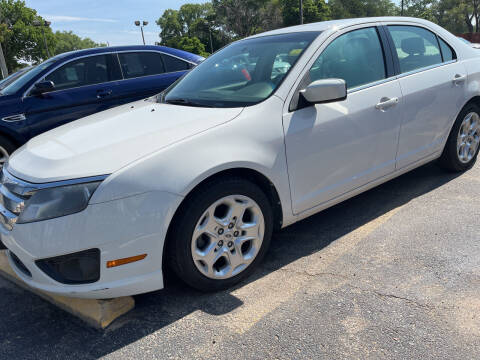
[0,168,37,231]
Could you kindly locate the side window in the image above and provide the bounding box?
[388,26,443,73]
[162,54,190,72]
[118,52,166,79]
[309,27,386,90]
[45,55,120,91]
[439,38,456,62]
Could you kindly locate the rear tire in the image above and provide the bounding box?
[439,103,480,172]
[167,177,273,292]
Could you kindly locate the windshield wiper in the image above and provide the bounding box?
[165,98,214,108]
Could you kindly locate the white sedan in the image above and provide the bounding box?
[1,17,479,298]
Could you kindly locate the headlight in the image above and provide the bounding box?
[17,182,102,224]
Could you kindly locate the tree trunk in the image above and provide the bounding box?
[475,0,480,32]
[465,12,474,33]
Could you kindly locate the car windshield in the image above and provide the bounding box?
[163,32,320,108]
[0,66,33,90]
[1,59,56,95]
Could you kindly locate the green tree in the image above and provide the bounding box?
[282,0,331,27]
[453,0,480,33]
[0,0,55,72]
[263,0,284,30]
[402,0,476,33]
[156,3,228,55]
[53,30,106,56]
[177,36,209,57]
[432,0,468,33]
[212,0,275,37]
[402,0,437,21]
[328,0,397,19]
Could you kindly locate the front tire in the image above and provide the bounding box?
[0,135,16,168]
[439,104,480,172]
[168,177,273,292]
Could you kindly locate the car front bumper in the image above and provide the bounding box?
[0,191,183,299]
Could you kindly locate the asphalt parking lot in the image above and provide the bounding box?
[1,159,479,359]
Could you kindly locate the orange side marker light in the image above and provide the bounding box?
[107,254,147,268]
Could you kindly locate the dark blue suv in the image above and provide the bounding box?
[0,45,204,164]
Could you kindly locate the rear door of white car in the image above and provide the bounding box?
[384,23,467,169]
[283,25,403,214]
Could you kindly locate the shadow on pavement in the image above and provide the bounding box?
[0,162,462,358]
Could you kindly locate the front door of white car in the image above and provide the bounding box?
[385,24,468,169]
[283,26,404,214]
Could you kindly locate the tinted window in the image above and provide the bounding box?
[45,55,121,91]
[118,52,166,79]
[439,38,456,62]
[310,27,386,89]
[1,60,55,95]
[164,32,319,108]
[162,54,189,72]
[388,26,442,73]
[0,67,32,90]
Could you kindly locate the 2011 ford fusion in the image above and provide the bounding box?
[1,17,479,298]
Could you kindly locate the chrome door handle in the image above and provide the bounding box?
[375,97,399,111]
[453,74,467,85]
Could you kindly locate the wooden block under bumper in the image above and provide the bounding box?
[0,250,134,329]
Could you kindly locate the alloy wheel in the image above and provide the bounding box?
[457,112,480,164]
[190,194,265,280]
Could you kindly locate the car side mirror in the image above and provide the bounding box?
[300,79,347,104]
[31,81,55,96]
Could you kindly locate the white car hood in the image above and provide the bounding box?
[8,100,243,183]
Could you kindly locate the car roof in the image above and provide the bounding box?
[247,17,436,38]
[49,45,204,64]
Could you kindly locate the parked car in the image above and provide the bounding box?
[0,45,204,165]
[457,36,480,49]
[0,66,33,90]
[1,17,480,299]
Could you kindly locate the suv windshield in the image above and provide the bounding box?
[1,59,56,96]
[163,32,320,108]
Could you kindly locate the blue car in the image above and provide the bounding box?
[0,45,204,164]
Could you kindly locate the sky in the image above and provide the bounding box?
[25,0,404,47]
[24,0,207,46]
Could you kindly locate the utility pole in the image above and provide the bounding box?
[41,25,50,58]
[300,0,304,25]
[401,0,404,16]
[205,20,214,53]
[209,28,214,54]
[135,21,148,45]
[33,20,51,58]
[0,43,8,79]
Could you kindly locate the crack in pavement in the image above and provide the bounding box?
[273,266,441,311]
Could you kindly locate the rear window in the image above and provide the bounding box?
[388,25,443,73]
[118,52,166,79]
[162,55,190,72]
[439,38,456,62]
